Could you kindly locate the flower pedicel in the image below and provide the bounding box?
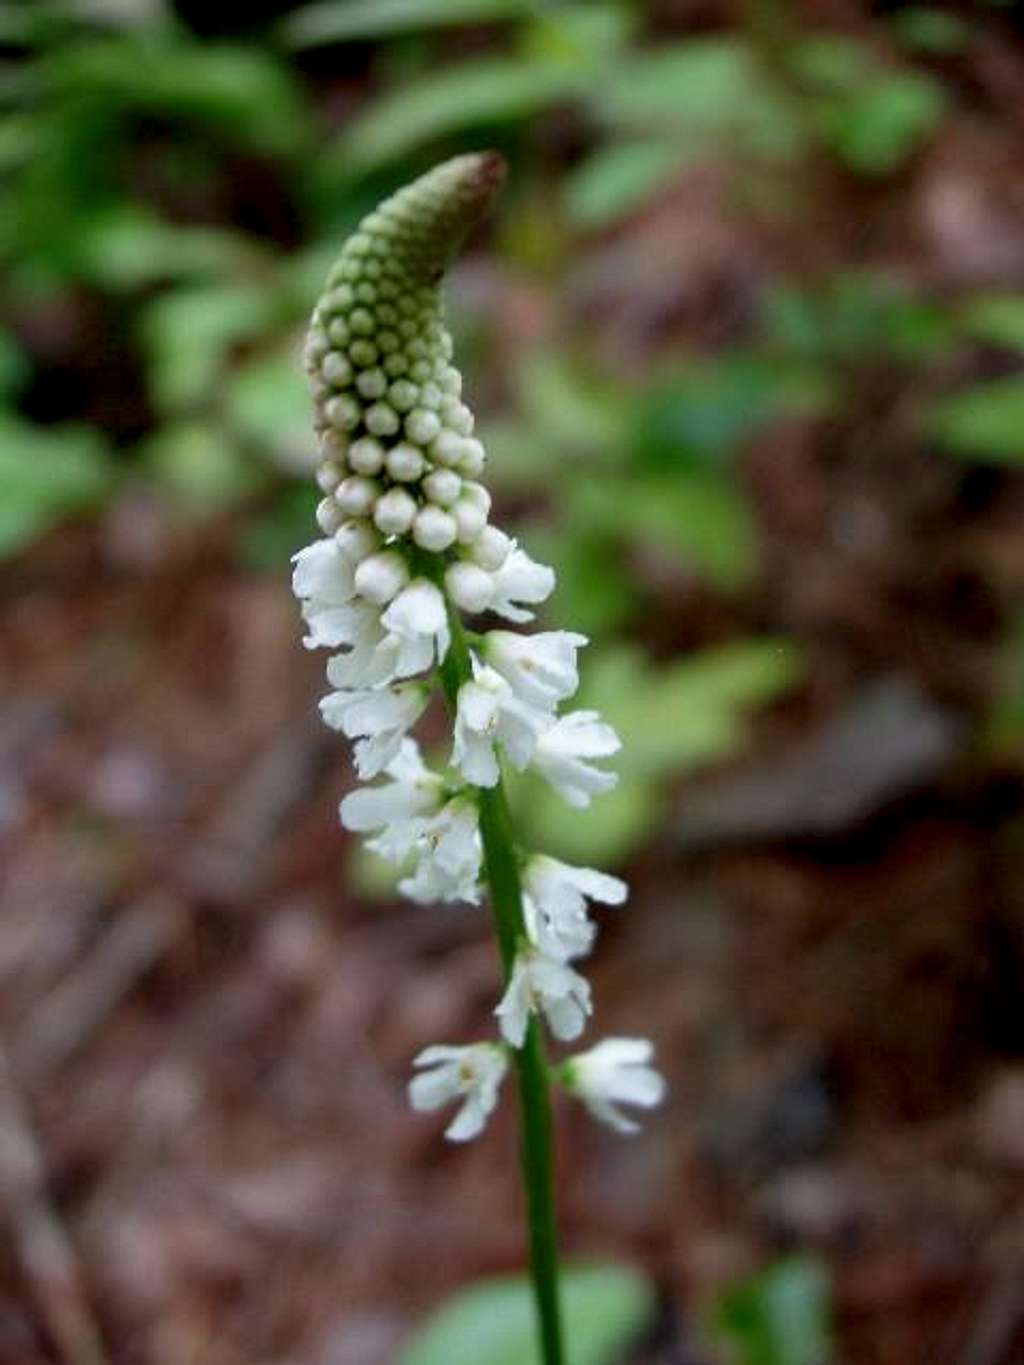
[291,152,665,1364]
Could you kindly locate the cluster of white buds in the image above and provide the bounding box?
[292,154,664,1142]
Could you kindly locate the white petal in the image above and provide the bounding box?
[488,547,556,623]
[495,960,531,1048]
[408,1066,458,1112]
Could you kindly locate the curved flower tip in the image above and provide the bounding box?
[563,1037,666,1135]
[409,1041,508,1142]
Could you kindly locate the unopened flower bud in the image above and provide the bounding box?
[445,561,494,613]
[470,524,512,570]
[354,550,410,604]
[349,339,378,368]
[374,487,418,535]
[316,496,344,534]
[430,431,464,468]
[413,505,458,552]
[406,408,442,446]
[388,379,419,412]
[456,437,486,477]
[461,482,491,514]
[356,368,388,400]
[335,476,381,517]
[440,398,473,435]
[325,394,362,431]
[335,520,380,561]
[316,462,343,494]
[365,402,401,437]
[423,468,462,506]
[452,500,487,543]
[348,437,386,475]
[322,352,352,387]
[386,443,426,482]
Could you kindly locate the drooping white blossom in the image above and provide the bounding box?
[409,1042,508,1142]
[521,855,627,962]
[530,710,621,808]
[319,681,430,779]
[339,738,444,837]
[377,578,451,678]
[487,545,556,624]
[563,1038,666,1135]
[452,663,547,788]
[292,538,359,649]
[482,629,587,710]
[396,795,482,904]
[496,948,593,1048]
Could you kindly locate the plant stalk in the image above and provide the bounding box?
[437,593,566,1365]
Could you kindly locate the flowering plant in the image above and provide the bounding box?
[291,152,664,1363]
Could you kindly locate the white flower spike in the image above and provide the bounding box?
[292,158,659,1336]
[563,1038,666,1135]
[410,1043,508,1142]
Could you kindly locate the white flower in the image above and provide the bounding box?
[397,795,482,904]
[378,578,451,679]
[339,738,444,837]
[452,664,546,788]
[563,1038,666,1135]
[291,538,359,649]
[495,948,592,1048]
[531,710,620,808]
[319,681,430,779]
[483,630,587,710]
[521,855,627,961]
[488,545,556,624]
[409,1042,508,1142]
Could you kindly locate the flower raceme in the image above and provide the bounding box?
[291,152,664,1143]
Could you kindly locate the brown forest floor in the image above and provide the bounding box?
[6,17,1024,1364]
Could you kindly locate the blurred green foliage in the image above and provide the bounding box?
[399,1262,655,1365]
[710,1256,833,1365]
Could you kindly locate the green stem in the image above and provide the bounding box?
[437,589,566,1365]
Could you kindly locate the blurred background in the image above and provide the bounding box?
[3,1,1024,1362]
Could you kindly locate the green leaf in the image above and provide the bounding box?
[0,417,113,558]
[818,70,944,175]
[569,473,757,594]
[281,0,537,48]
[70,205,260,292]
[634,360,783,471]
[139,283,276,414]
[47,37,312,156]
[515,351,629,460]
[933,377,1024,464]
[961,295,1024,350]
[585,643,803,783]
[0,329,29,398]
[564,139,684,228]
[322,56,590,179]
[137,421,259,512]
[399,1263,655,1365]
[516,641,803,863]
[224,350,313,473]
[711,1256,832,1365]
[891,7,969,54]
[598,40,804,161]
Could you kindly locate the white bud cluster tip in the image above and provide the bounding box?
[291,154,664,1142]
